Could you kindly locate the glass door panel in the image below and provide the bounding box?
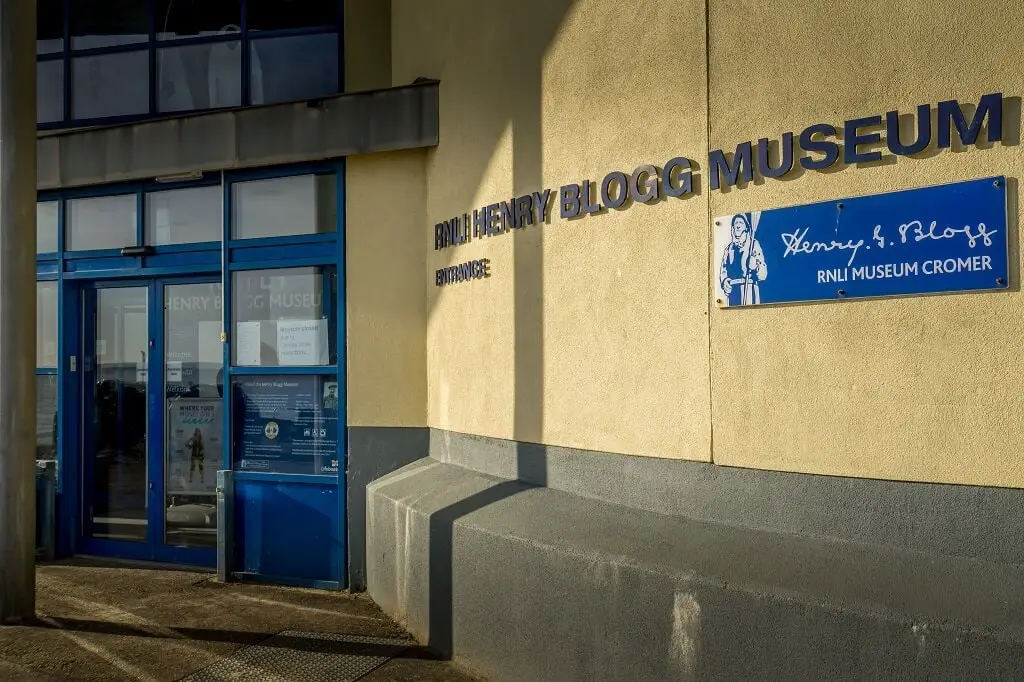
[87,286,149,541]
[163,282,222,548]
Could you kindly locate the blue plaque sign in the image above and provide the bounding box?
[232,376,339,476]
[713,177,1008,307]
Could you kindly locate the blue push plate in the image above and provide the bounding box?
[713,176,1009,307]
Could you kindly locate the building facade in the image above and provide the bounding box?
[33,0,415,586]
[33,0,1024,679]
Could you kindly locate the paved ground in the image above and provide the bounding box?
[0,558,482,682]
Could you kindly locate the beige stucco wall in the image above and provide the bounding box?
[390,0,1024,487]
[345,151,427,427]
[344,0,391,92]
[708,0,1024,487]
[393,0,713,461]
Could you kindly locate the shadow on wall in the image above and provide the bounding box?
[418,0,577,660]
[414,8,1024,664]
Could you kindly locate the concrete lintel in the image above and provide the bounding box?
[37,81,440,190]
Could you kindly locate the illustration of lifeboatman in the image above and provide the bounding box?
[186,428,205,484]
[719,213,768,306]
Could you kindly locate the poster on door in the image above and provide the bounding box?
[167,398,222,496]
[277,319,328,366]
[232,375,339,475]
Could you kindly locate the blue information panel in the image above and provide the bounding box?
[232,375,339,476]
[713,177,1008,307]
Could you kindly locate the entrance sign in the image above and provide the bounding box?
[431,93,1005,286]
[433,92,1004,252]
[713,177,1008,307]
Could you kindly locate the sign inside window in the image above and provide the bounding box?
[232,376,339,475]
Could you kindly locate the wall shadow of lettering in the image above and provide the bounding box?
[950,101,1000,153]
[605,162,703,211]
[713,149,748,194]
[710,96,1015,192]
[815,126,846,176]
[564,180,607,222]
[688,162,704,198]
[549,168,702,221]
[900,108,941,161]
[852,118,897,170]
[903,98,1020,162]
[1002,97,1022,147]
[765,137,806,185]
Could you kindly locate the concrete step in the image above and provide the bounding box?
[367,458,1024,681]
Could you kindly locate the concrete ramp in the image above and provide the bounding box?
[367,458,1024,681]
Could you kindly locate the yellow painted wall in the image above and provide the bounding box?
[344,0,391,92]
[708,0,1024,487]
[388,0,1024,487]
[393,0,713,461]
[345,151,427,427]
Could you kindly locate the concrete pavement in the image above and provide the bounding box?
[0,558,482,681]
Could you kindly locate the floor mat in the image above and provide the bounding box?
[178,631,412,681]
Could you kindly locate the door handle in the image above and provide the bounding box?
[149,481,154,490]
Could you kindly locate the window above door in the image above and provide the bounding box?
[37,0,343,130]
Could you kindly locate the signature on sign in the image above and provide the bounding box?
[781,220,998,267]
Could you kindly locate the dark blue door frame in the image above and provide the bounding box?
[74,276,219,567]
[47,160,347,585]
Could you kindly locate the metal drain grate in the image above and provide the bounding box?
[178,631,412,682]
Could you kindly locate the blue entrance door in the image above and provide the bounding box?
[80,278,221,566]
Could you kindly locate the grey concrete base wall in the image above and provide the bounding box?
[347,426,428,590]
[430,430,1024,565]
[367,458,1024,681]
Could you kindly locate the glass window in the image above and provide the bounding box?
[232,266,337,367]
[67,194,138,251]
[38,60,64,124]
[146,185,221,245]
[90,286,149,542]
[231,174,336,239]
[37,0,64,54]
[73,51,150,120]
[164,282,223,549]
[247,0,338,31]
[71,0,149,49]
[38,0,341,126]
[37,281,58,369]
[159,42,241,112]
[36,375,58,460]
[155,0,241,40]
[37,201,59,254]
[252,33,339,106]
[232,374,339,475]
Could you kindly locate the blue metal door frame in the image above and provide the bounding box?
[211,163,347,588]
[47,160,347,584]
[75,275,218,567]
